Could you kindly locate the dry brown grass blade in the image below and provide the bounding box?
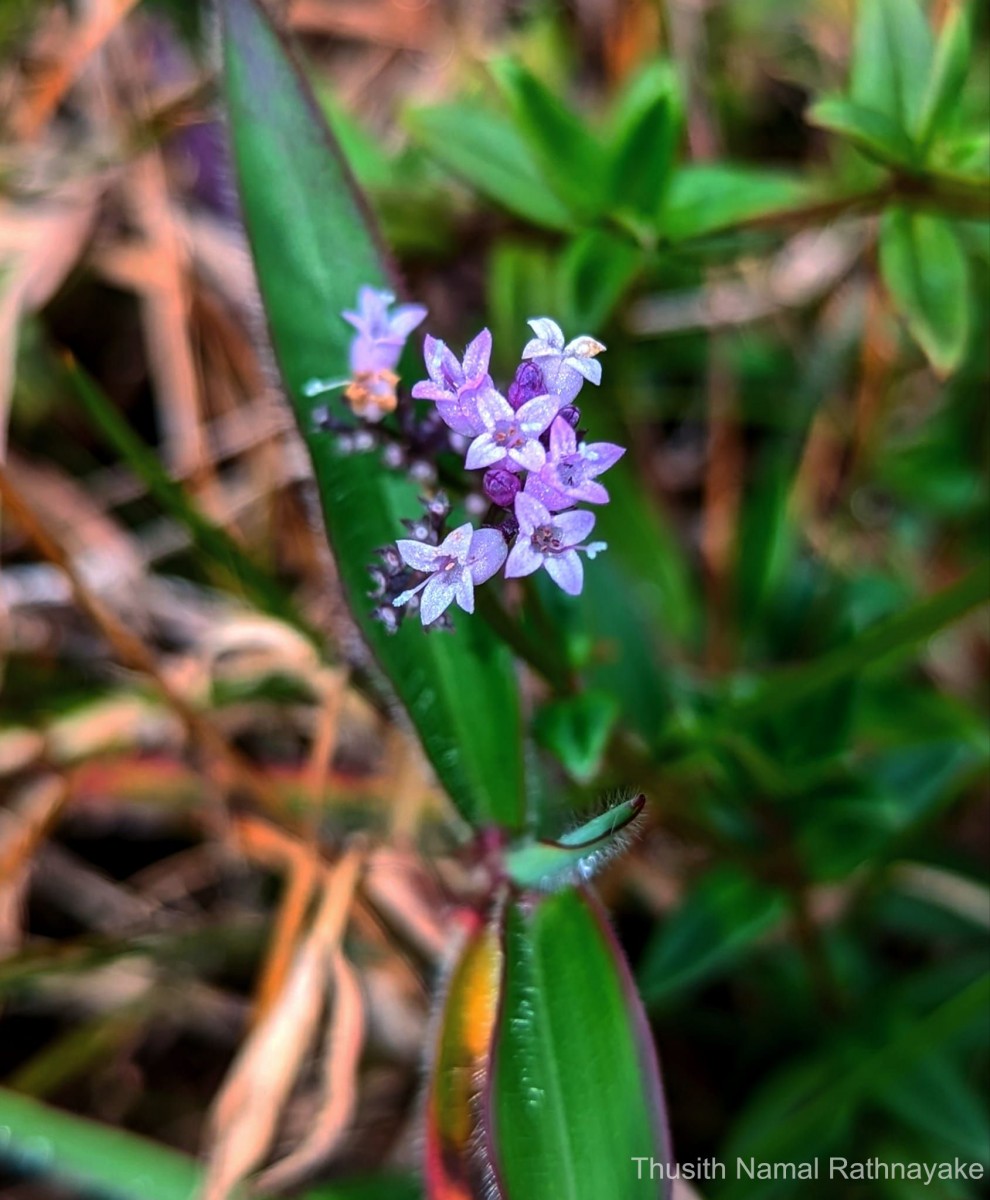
[11,0,141,140]
[121,147,210,480]
[363,849,446,963]
[0,774,68,954]
[0,185,99,459]
[0,464,287,820]
[250,667,350,1023]
[198,843,366,1200]
[288,0,437,51]
[254,949,366,1193]
[251,848,320,1027]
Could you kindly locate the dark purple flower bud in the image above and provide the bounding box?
[367,567,388,598]
[402,517,433,542]
[507,360,545,411]
[425,491,450,520]
[378,545,403,576]
[497,512,520,541]
[557,405,581,429]
[484,467,522,508]
[372,604,401,634]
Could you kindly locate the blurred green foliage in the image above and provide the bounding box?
[2,0,988,1197]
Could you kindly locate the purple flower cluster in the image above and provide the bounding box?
[396,315,620,627]
[330,289,623,629]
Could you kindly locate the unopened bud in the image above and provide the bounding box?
[507,360,545,411]
[483,467,522,508]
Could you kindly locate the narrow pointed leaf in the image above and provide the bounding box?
[851,0,933,134]
[488,888,671,1199]
[607,62,682,220]
[917,5,973,152]
[0,1088,417,1200]
[505,794,645,890]
[219,0,524,829]
[406,104,575,232]
[879,206,970,375]
[491,58,609,221]
[808,97,918,168]
[426,916,504,1199]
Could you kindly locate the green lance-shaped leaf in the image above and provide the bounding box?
[488,888,671,1200]
[807,96,919,169]
[491,58,610,222]
[405,103,576,233]
[219,0,524,830]
[851,0,933,136]
[879,206,970,376]
[0,1086,418,1200]
[505,793,645,890]
[916,4,973,155]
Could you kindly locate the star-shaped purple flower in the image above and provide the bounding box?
[393,523,507,625]
[464,391,560,473]
[343,286,427,376]
[524,416,626,511]
[521,317,606,403]
[411,330,498,436]
[504,493,607,596]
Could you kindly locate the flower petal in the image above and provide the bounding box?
[411,381,447,401]
[476,389,513,429]
[548,415,577,460]
[514,491,550,533]
[538,359,584,402]
[389,304,427,339]
[462,329,492,380]
[568,355,602,385]
[395,539,441,571]
[517,393,560,435]
[509,438,546,472]
[527,317,564,348]
[524,471,573,512]
[436,396,486,436]
[465,433,505,470]
[467,528,508,584]
[544,549,584,595]
[573,479,610,505]
[454,571,475,614]
[554,508,596,546]
[437,523,474,564]
[505,540,543,578]
[583,441,625,474]
[419,574,456,626]
[422,335,448,384]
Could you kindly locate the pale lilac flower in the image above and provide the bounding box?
[504,493,607,596]
[393,523,507,625]
[411,330,497,436]
[343,286,427,375]
[524,416,626,511]
[326,287,427,421]
[464,391,560,473]
[521,318,606,403]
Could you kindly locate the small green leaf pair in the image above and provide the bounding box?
[809,0,985,374]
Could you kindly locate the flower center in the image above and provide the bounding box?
[532,523,564,554]
[437,555,460,574]
[555,454,588,488]
[492,420,525,449]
